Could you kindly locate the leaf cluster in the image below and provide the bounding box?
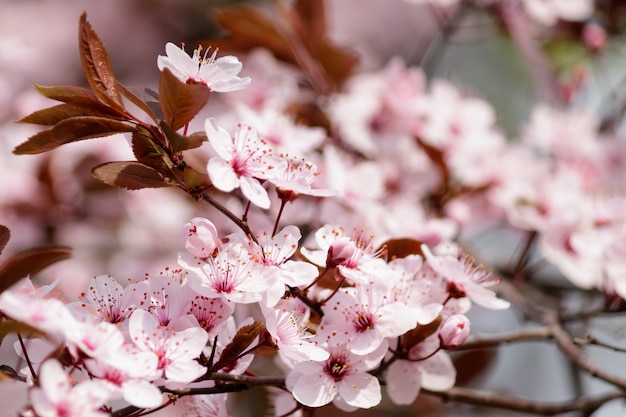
[14,13,211,195]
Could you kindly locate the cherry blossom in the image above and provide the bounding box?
[262,303,329,362]
[157,42,251,92]
[285,340,386,410]
[205,119,287,209]
[183,217,221,259]
[128,309,208,387]
[385,336,456,405]
[300,225,388,285]
[421,244,510,310]
[317,281,419,355]
[179,241,276,304]
[30,360,111,417]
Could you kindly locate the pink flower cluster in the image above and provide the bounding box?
[0,211,505,414]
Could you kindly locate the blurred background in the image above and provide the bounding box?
[3,1,626,416]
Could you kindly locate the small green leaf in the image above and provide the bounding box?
[0,225,9,256]
[78,12,124,109]
[32,83,100,104]
[159,68,211,130]
[91,161,172,190]
[13,116,134,155]
[211,321,265,372]
[0,246,72,294]
[160,121,207,153]
[18,102,128,126]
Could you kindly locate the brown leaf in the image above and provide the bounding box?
[78,12,124,109]
[13,116,134,155]
[210,3,357,90]
[0,246,72,294]
[211,321,265,372]
[91,161,171,190]
[380,238,425,260]
[160,121,207,153]
[211,6,294,61]
[0,225,9,257]
[32,83,100,104]
[159,68,211,130]
[18,102,128,126]
[116,81,160,124]
[294,0,326,40]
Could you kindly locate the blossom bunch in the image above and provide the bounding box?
[3,1,626,416]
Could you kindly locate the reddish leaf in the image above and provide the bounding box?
[159,68,211,130]
[130,128,173,173]
[380,238,425,260]
[294,0,326,40]
[0,246,72,294]
[32,83,100,104]
[211,321,265,372]
[91,161,171,190]
[78,13,124,109]
[160,121,207,153]
[18,102,128,126]
[0,225,9,256]
[13,116,134,155]
[211,6,294,61]
[116,81,160,124]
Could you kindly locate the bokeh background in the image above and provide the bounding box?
[3,1,626,416]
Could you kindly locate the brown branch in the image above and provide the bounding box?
[544,310,626,391]
[200,191,259,245]
[453,326,552,351]
[424,386,624,415]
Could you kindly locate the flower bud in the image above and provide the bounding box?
[326,237,357,268]
[183,217,220,258]
[438,314,470,348]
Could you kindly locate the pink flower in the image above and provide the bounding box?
[183,217,221,258]
[318,282,419,355]
[269,156,337,203]
[385,336,456,405]
[262,303,329,362]
[157,42,251,92]
[129,309,208,387]
[205,119,286,209]
[285,341,386,410]
[31,360,111,417]
[438,314,470,348]
[235,225,318,306]
[301,225,388,285]
[421,244,510,310]
[73,275,149,324]
[179,242,276,304]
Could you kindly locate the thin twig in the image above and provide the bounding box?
[424,386,624,415]
[453,326,552,351]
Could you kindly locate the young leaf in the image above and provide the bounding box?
[91,161,171,190]
[78,12,124,109]
[13,116,134,155]
[0,246,72,294]
[32,83,100,104]
[0,225,9,256]
[160,121,207,153]
[210,321,265,372]
[18,102,128,126]
[159,68,211,130]
[379,238,424,260]
[130,128,174,173]
[116,81,160,124]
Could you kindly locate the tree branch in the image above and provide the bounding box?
[423,386,624,415]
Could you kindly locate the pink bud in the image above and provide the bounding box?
[326,237,357,268]
[439,314,470,348]
[183,217,220,258]
[583,23,608,52]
